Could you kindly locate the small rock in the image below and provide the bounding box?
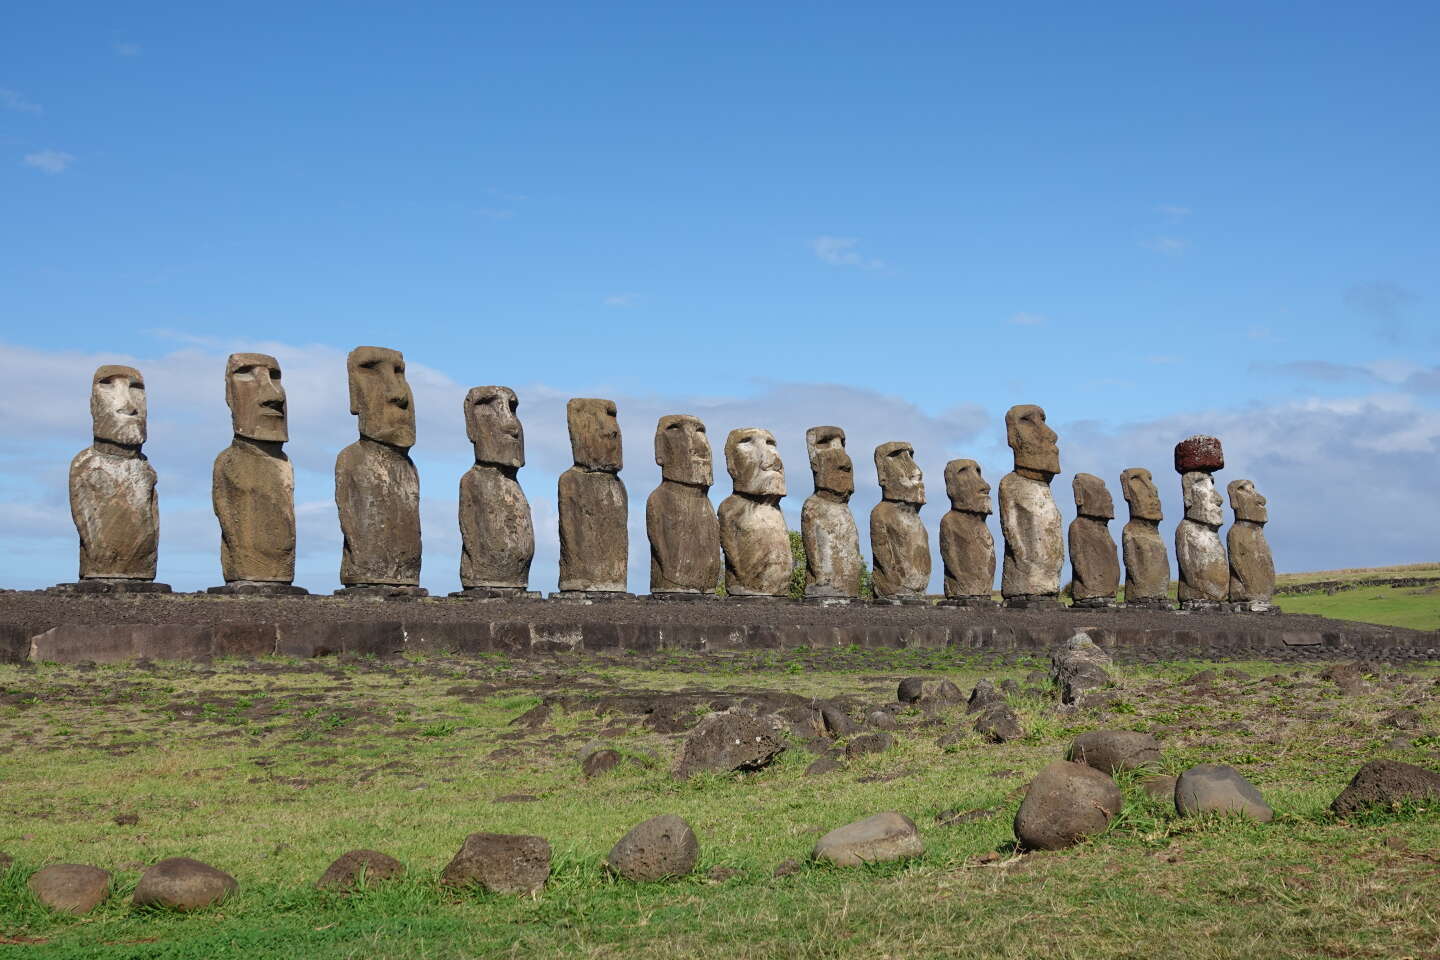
[1331,759,1440,817]
[582,749,623,778]
[0,851,12,873]
[1068,730,1162,774]
[936,730,968,749]
[966,679,1006,714]
[673,712,785,779]
[133,857,237,911]
[772,857,800,877]
[1000,679,1021,696]
[1024,670,1048,686]
[896,677,963,705]
[867,710,899,730]
[972,850,1002,864]
[1175,764,1273,821]
[811,812,924,867]
[1381,709,1421,729]
[113,813,140,827]
[1141,774,1178,800]
[973,705,1025,743]
[1185,669,1218,686]
[819,702,861,737]
[606,814,699,882]
[706,865,740,882]
[1014,760,1123,851]
[844,732,894,758]
[509,702,551,727]
[493,794,540,803]
[1049,633,1113,705]
[28,864,110,914]
[315,850,405,892]
[935,807,995,826]
[441,833,551,895]
[805,754,843,776]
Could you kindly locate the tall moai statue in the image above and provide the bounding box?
[334,346,426,597]
[1173,435,1227,609]
[939,459,996,607]
[1227,478,1276,612]
[646,414,721,598]
[59,364,170,593]
[800,426,862,602]
[998,404,1063,608]
[719,428,790,598]
[556,398,631,598]
[210,353,305,595]
[455,386,536,599]
[1119,467,1171,608]
[870,441,930,603]
[1068,473,1120,608]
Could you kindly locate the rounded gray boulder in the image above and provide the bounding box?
[606,814,699,882]
[29,864,111,914]
[132,857,236,911]
[1068,730,1162,774]
[1014,760,1124,851]
[1174,764,1273,821]
[315,849,405,892]
[812,812,924,867]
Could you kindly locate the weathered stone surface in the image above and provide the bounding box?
[1227,479,1275,605]
[132,857,237,911]
[29,864,110,914]
[1068,474,1119,604]
[606,814,699,882]
[898,677,963,705]
[806,754,843,776]
[966,678,1006,714]
[1174,764,1273,821]
[1142,774,1178,800]
[673,712,785,778]
[213,354,295,586]
[1068,730,1162,774]
[70,365,160,582]
[441,833,551,894]
[940,459,995,600]
[647,415,721,594]
[802,426,862,599]
[1049,632,1113,704]
[870,442,930,601]
[1174,435,1224,474]
[1013,760,1123,850]
[1176,472,1227,604]
[315,849,405,892]
[1000,406,1063,600]
[559,399,628,593]
[811,812,924,866]
[1330,759,1440,817]
[973,704,1024,742]
[336,438,422,587]
[582,748,623,778]
[845,732,895,758]
[719,428,790,597]
[460,386,534,591]
[1120,467,1169,604]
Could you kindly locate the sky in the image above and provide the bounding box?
[2,2,1437,594]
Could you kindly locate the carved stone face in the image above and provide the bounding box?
[347,346,415,448]
[1005,404,1060,478]
[90,364,147,447]
[1121,467,1162,522]
[1182,471,1224,526]
[465,385,524,468]
[225,353,287,443]
[726,427,785,497]
[655,414,712,486]
[806,425,853,497]
[567,398,622,471]
[875,441,925,505]
[1228,478,1268,524]
[1072,473,1115,520]
[943,459,991,514]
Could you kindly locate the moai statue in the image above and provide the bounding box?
[556,398,631,598]
[998,404,1063,608]
[938,459,996,606]
[870,442,930,603]
[455,386,536,599]
[1173,435,1227,610]
[59,364,170,593]
[1068,473,1120,608]
[646,414,721,598]
[718,428,790,598]
[1119,467,1171,608]
[209,353,305,595]
[334,346,425,597]
[1227,479,1277,612]
[800,426,862,602]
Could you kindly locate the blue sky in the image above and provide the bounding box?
[2,3,1437,593]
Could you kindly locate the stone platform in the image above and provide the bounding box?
[0,591,1434,666]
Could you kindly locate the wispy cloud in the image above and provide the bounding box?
[1007,312,1046,327]
[813,235,885,270]
[603,293,640,308]
[22,150,75,174]
[0,88,42,114]
[1155,203,1191,220]
[113,41,142,57]
[1142,235,1187,255]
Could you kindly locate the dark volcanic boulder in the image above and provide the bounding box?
[1331,759,1440,817]
[973,705,1025,743]
[844,732,895,758]
[1174,764,1273,821]
[1013,760,1123,851]
[315,850,405,892]
[606,814,699,882]
[673,712,785,779]
[1049,633,1113,705]
[132,857,236,911]
[966,679,1006,714]
[441,833,551,894]
[1068,730,1162,774]
[897,677,963,706]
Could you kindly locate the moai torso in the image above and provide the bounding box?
[939,459,995,599]
[646,415,721,594]
[459,386,534,590]
[1068,473,1120,603]
[870,441,929,599]
[1174,437,1227,604]
[1120,467,1169,602]
[1227,479,1275,603]
[998,405,1063,599]
[801,426,861,598]
[557,398,628,592]
[720,427,790,597]
[214,353,295,584]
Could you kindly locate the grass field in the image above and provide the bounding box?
[1268,563,1440,631]
[2,648,1438,959]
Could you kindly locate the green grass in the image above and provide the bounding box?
[2,651,1438,958]
[1276,582,1440,631]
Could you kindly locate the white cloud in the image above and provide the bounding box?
[1008,312,1046,326]
[114,41,142,57]
[23,150,74,174]
[813,235,885,270]
[0,88,42,114]
[602,293,640,308]
[1142,235,1187,254]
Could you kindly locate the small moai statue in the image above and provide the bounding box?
[334,346,426,597]
[1227,478,1277,612]
[209,353,305,595]
[800,426,862,602]
[718,427,790,598]
[870,441,930,603]
[1119,467,1171,608]
[556,398,631,598]
[998,404,1064,608]
[646,414,721,598]
[59,364,170,593]
[938,459,996,606]
[1068,473,1120,608]
[454,386,536,599]
[1173,435,1227,610]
